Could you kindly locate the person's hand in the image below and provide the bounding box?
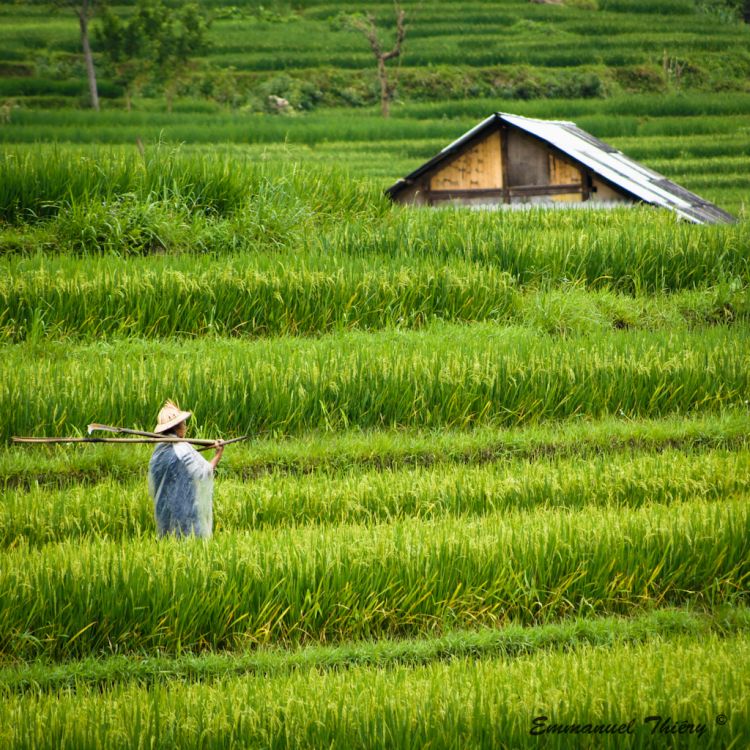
[211,441,225,469]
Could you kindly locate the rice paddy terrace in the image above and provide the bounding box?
[1,0,749,748]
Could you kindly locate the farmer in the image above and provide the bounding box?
[148,400,224,539]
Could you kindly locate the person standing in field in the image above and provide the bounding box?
[148,400,224,539]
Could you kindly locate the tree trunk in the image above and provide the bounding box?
[377,58,390,118]
[78,1,99,111]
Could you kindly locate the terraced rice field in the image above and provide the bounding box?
[1,146,749,748]
[1,412,749,746]
[1,417,748,750]
[1,1,750,743]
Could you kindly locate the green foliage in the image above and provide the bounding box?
[3,0,750,108]
[97,1,210,68]
[696,0,747,22]
[254,73,324,112]
[95,0,211,101]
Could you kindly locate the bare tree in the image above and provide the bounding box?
[348,5,406,118]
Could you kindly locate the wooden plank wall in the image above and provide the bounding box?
[407,127,634,207]
[429,131,502,191]
[591,177,632,203]
[506,130,549,187]
[549,154,583,202]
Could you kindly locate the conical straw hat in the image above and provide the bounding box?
[154,400,192,434]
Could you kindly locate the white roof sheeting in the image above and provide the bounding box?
[387,112,735,224]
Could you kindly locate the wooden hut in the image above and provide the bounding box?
[386,112,735,224]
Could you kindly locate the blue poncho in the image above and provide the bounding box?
[148,442,214,538]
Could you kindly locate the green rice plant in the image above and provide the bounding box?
[0,107,730,152]
[613,133,750,161]
[5,250,748,341]
[0,78,87,98]
[575,114,750,139]
[0,253,520,339]
[0,323,748,440]
[3,410,747,490]
[315,208,749,292]
[0,109,469,146]
[0,497,746,658]
[2,101,749,164]
[1,448,747,547]
[601,0,701,13]
[673,173,750,191]
[400,93,750,121]
[2,606,748,693]
[0,131,746,263]
[5,200,748,292]
[648,155,750,177]
[2,632,748,748]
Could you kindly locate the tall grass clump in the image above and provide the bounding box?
[0,145,384,227]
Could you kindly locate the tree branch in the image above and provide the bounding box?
[348,13,382,58]
[381,8,406,62]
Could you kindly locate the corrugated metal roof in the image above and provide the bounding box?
[387,112,736,225]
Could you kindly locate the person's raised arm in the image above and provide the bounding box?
[210,442,224,471]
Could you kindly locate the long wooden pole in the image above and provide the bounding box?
[87,422,217,444]
[12,436,211,446]
[11,435,249,450]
